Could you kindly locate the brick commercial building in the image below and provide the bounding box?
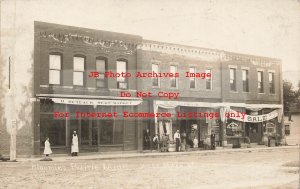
[0,22,284,156]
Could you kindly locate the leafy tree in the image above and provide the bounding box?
[283,80,297,113]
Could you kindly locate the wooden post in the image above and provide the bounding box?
[10,120,17,161]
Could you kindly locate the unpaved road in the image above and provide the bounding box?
[0,148,299,189]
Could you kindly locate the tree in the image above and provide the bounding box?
[283,80,297,114]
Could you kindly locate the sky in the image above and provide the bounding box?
[5,0,300,88]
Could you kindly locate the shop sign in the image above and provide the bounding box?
[51,98,142,106]
[227,122,239,130]
[229,109,278,123]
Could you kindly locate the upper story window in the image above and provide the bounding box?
[257,71,264,93]
[152,64,159,87]
[189,67,196,89]
[170,65,178,88]
[230,68,236,91]
[96,58,107,88]
[49,54,61,85]
[73,56,85,86]
[116,60,127,89]
[242,69,249,92]
[206,69,212,90]
[269,72,275,94]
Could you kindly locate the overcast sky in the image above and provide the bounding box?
[9,0,300,88]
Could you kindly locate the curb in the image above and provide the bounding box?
[13,145,299,162]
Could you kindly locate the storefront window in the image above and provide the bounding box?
[40,114,66,146]
[81,119,89,145]
[92,120,98,145]
[99,120,114,144]
[226,120,242,136]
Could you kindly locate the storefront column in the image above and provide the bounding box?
[33,100,40,155]
[221,121,227,147]
[137,105,143,152]
[66,105,70,148]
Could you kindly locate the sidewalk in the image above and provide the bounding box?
[14,145,299,162]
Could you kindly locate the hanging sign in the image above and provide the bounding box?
[229,109,278,123]
[227,122,239,130]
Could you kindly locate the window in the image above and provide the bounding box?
[189,67,196,89]
[230,68,236,91]
[40,114,66,147]
[96,59,106,88]
[170,65,178,88]
[269,72,275,94]
[206,69,212,90]
[116,60,127,89]
[152,64,159,87]
[73,56,85,86]
[258,71,264,93]
[242,69,249,92]
[49,54,61,85]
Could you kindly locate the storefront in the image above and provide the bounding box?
[153,100,223,149]
[222,104,283,146]
[37,95,142,154]
[153,101,283,149]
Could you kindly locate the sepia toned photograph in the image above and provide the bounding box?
[0,0,299,188]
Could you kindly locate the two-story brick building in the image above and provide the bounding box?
[137,40,283,149]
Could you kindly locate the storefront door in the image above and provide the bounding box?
[246,123,262,143]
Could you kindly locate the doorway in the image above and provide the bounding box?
[246,123,262,143]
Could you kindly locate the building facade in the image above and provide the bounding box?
[0,22,284,156]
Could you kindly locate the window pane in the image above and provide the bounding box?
[206,69,212,90]
[230,69,235,81]
[258,71,264,93]
[40,114,65,146]
[117,61,126,82]
[152,64,159,73]
[242,70,249,92]
[100,120,113,144]
[96,59,105,73]
[96,80,105,88]
[258,71,262,82]
[92,120,98,145]
[49,55,61,70]
[269,73,273,82]
[152,64,159,87]
[190,68,196,88]
[269,72,275,94]
[242,70,247,80]
[230,68,236,91]
[81,119,89,145]
[170,66,176,73]
[74,57,85,71]
[49,70,60,85]
[170,66,177,88]
[73,72,83,85]
[98,73,105,80]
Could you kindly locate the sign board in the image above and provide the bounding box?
[51,98,142,106]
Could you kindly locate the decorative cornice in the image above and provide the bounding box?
[138,40,222,62]
[38,32,138,55]
[139,40,281,66]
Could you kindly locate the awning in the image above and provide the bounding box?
[154,100,283,109]
[51,98,142,106]
[36,94,142,106]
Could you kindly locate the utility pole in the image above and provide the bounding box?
[8,0,17,161]
[9,56,17,161]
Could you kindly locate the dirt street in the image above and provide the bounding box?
[0,148,298,189]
